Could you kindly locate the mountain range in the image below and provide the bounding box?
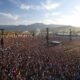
[0,23,80,32]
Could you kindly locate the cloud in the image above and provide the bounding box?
[0,12,19,20]
[54,5,80,27]
[41,2,60,10]
[56,15,80,26]
[45,12,60,18]
[74,5,80,13]
[20,4,42,10]
[19,2,60,11]
[20,4,31,10]
[9,0,32,10]
[42,14,80,27]
[40,5,80,27]
[9,0,60,11]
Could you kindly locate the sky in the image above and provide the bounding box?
[0,0,80,27]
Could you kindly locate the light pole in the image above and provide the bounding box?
[69,29,72,41]
[46,28,49,47]
[0,29,4,59]
[0,29,4,49]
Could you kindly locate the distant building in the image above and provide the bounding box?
[56,32,69,35]
[22,31,32,37]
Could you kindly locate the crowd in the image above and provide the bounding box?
[0,37,80,80]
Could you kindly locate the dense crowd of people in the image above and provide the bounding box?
[0,37,80,80]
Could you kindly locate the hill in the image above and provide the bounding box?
[0,23,80,32]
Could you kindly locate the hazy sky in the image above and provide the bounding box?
[0,0,80,26]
